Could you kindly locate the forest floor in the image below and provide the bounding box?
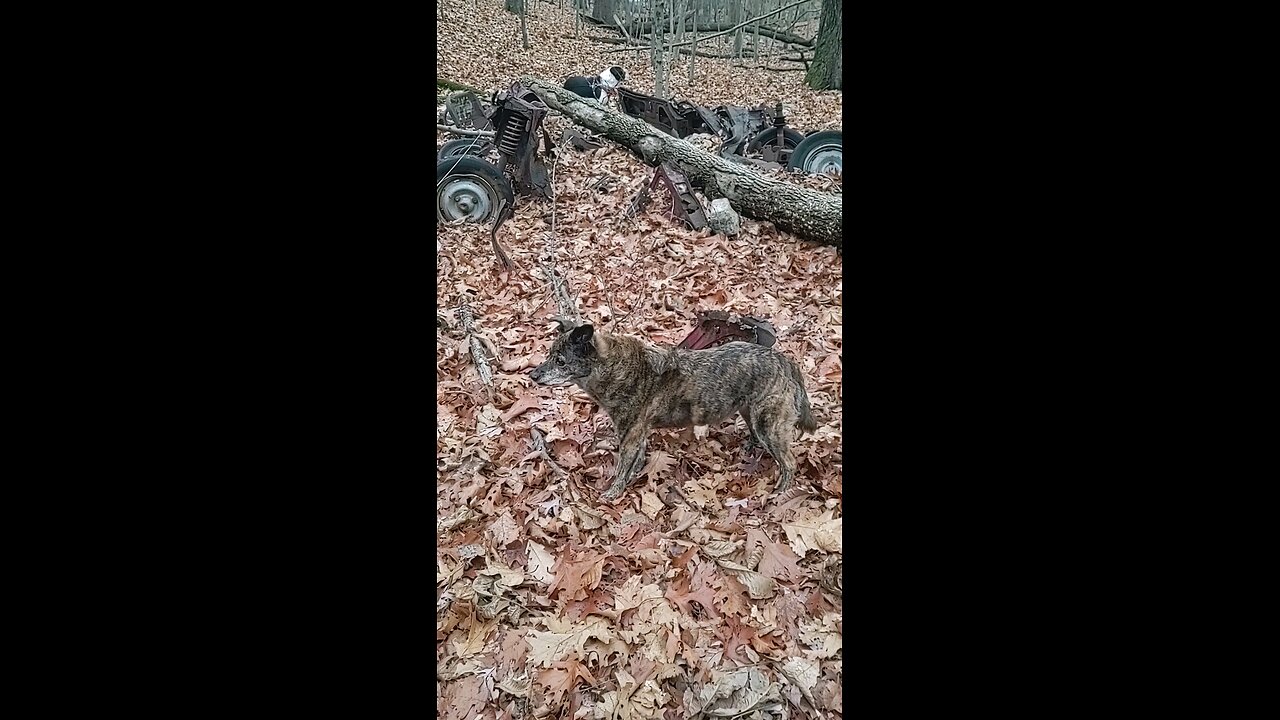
[437,1,843,717]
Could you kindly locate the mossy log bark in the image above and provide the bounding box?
[518,76,842,247]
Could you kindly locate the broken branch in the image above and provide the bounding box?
[458,300,496,401]
[436,124,497,137]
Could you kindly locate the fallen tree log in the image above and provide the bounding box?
[518,76,841,247]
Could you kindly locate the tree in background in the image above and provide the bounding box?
[805,0,841,90]
[519,0,531,48]
[651,0,668,97]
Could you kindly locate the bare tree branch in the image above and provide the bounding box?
[604,0,808,53]
[566,34,757,58]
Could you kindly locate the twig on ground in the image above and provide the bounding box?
[437,124,497,137]
[458,300,496,401]
[528,426,568,477]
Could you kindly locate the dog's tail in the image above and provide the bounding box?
[787,361,818,433]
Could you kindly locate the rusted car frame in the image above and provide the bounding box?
[616,88,795,165]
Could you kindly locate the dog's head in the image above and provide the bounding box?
[530,317,599,386]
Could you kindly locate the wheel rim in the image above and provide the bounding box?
[803,143,842,176]
[438,175,495,221]
[760,134,798,148]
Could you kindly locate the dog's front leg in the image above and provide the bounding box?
[602,427,648,500]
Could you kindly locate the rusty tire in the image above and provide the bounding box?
[748,127,805,151]
[438,138,495,161]
[436,156,513,224]
[787,130,842,176]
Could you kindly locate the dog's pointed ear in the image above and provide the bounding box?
[568,324,594,346]
[551,316,579,334]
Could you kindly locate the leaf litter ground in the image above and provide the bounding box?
[437,2,842,717]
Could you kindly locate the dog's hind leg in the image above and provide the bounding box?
[751,407,798,493]
[740,406,761,451]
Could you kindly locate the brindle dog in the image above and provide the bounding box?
[530,317,817,500]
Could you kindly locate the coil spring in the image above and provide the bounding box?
[497,115,523,155]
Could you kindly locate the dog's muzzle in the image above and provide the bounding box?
[530,364,574,386]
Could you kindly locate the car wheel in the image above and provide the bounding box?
[439,138,495,160]
[436,156,514,223]
[787,130,842,176]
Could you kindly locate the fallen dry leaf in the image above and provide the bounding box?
[525,540,555,584]
[782,509,843,556]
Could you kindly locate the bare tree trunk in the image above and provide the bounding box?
[687,1,697,84]
[733,0,744,58]
[805,0,841,90]
[519,0,531,49]
[650,0,667,98]
[519,75,842,247]
[630,1,641,63]
[747,5,757,63]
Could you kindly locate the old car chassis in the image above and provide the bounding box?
[437,81,841,234]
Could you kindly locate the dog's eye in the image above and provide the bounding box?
[556,356,566,366]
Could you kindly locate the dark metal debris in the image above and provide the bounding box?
[677,310,777,350]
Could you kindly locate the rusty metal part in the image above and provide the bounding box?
[646,164,707,230]
[616,88,717,138]
[677,311,777,350]
[490,82,552,199]
[560,127,604,151]
[489,197,516,269]
[753,103,794,164]
[615,88,798,170]
[441,91,493,131]
[759,144,791,165]
[713,105,760,157]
